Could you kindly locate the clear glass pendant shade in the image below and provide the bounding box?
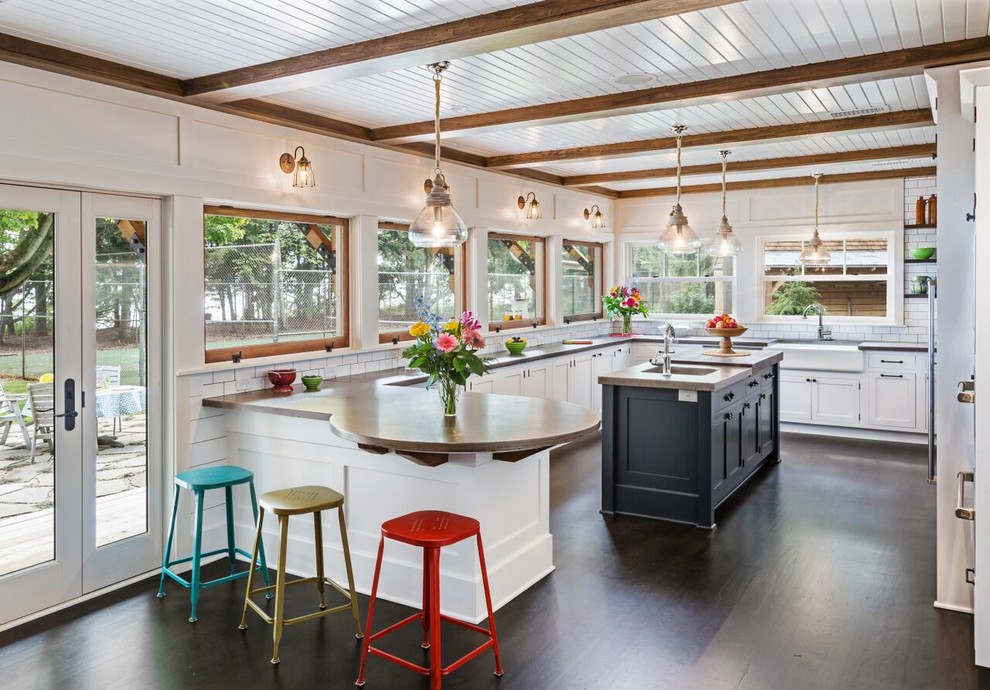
[408,174,468,248]
[799,173,831,265]
[707,216,743,256]
[658,203,701,254]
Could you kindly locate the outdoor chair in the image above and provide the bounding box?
[26,382,55,463]
[95,365,123,434]
[0,382,30,448]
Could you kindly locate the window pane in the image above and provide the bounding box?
[205,213,343,351]
[378,227,456,335]
[636,280,733,315]
[562,242,602,319]
[630,245,663,279]
[764,279,887,317]
[488,236,544,323]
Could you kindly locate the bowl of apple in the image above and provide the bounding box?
[704,314,749,356]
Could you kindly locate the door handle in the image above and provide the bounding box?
[958,380,975,404]
[955,471,975,521]
[55,378,77,431]
[880,374,903,378]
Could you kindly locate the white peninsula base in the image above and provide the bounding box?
[221,410,553,623]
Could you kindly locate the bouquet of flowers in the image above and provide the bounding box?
[403,298,491,415]
[603,285,649,334]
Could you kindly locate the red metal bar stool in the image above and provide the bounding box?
[355,510,504,689]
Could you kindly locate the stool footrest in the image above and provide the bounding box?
[161,548,263,590]
[245,576,357,627]
[365,611,496,678]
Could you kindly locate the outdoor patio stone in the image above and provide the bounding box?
[0,504,35,519]
[0,486,53,504]
[95,479,131,497]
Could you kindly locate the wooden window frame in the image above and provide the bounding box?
[561,239,604,322]
[487,232,547,332]
[203,205,349,363]
[377,221,466,345]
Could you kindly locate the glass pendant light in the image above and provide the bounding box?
[799,173,831,265]
[408,62,469,248]
[658,124,702,255]
[706,150,742,257]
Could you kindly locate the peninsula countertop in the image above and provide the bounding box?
[598,348,783,391]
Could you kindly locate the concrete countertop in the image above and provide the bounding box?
[857,341,929,352]
[598,348,783,391]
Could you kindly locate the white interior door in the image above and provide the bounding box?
[0,185,161,626]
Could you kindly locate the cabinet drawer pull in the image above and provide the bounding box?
[880,359,904,364]
[763,373,774,380]
[723,392,735,401]
[760,393,767,400]
[748,380,759,387]
[744,402,752,409]
[725,412,734,420]
[880,374,903,378]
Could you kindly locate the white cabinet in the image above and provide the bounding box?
[779,373,860,426]
[591,350,613,413]
[521,360,552,398]
[469,376,495,393]
[493,368,523,396]
[568,353,594,408]
[868,371,917,428]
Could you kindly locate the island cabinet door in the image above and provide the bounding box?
[712,402,744,500]
[757,387,776,458]
[741,397,760,465]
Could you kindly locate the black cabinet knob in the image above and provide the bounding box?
[744,402,752,409]
[812,378,818,383]
[748,381,759,387]
[725,412,734,420]
[723,392,734,401]
[760,393,767,400]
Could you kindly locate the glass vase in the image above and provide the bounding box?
[621,313,633,335]
[437,377,462,417]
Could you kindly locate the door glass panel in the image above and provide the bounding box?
[94,218,147,547]
[0,209,56,576]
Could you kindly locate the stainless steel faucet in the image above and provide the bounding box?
[802,303,832,341]
[650,323,677,373]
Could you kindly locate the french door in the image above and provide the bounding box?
[0,185,162,626]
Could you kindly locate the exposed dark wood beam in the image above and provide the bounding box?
[370,36,990,142]
[487,109,933,168]
[218,99,373,140]
[563,144,937,186]
[616,167,937,198]
[0,32,184,96]
[182,0,738,102]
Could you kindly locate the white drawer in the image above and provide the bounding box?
[867,352,919,371]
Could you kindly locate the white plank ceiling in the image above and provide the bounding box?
[0,0,978,193]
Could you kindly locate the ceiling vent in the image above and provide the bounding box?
[613,72,659,86]
[828,104,891,119]
[870,159,913,168]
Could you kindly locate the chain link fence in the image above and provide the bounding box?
[378,271,455,332]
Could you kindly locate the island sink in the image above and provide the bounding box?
[642,365,717,376]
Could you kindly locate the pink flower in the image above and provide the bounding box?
[622,297,637,308]
[461,311,481,331]
[461,328,485,349]
[436,333,458,352]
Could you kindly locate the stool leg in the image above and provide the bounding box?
[314,510,327,610]
[248,480,272,596]
[225,485,236,575]
[271,514,289,665]
[355,536,385,687]
[421,548,431,649]
[189,489,205,623]
[427,547,442,690]
[239,507,265,630]
[476,533,504,677]
[337,505,363,638]
[157,486,181,598]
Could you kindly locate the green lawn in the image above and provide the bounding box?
[0,347,144,386]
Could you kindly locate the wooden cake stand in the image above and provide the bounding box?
[703,326,751,357]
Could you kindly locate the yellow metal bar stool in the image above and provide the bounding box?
[239,485,363,665]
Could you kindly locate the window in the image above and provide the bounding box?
[562,240,603,321]
[628,244,734,316]
[377,222,461,343]
[761,236,894,319]
[203,206,348,362]
[488,233,545,328]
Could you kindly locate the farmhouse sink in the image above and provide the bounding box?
[642,365,718,376]
[770,341,864,372]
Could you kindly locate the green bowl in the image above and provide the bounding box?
[301,375,323,391]
[911,247,935,260]
[505,340,527,355]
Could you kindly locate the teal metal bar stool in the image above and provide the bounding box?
[158,465,270,622]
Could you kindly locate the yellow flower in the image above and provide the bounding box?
[409,321,431,337]
[444,320,460,332]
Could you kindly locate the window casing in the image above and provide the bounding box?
[487,233,546,329]
[562,240,603,321]
[203,206,348,362]
[377,222,463,343]
[760,234,896,321]
[627,243,734,316]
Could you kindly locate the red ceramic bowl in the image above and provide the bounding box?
[267,369,297,393]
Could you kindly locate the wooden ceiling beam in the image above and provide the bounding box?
[487,109,933,168]
[616,167,938,198]
[0,32,184,96]
[563,144,937,186]
[182,0,739,103]
[371,36,990,142]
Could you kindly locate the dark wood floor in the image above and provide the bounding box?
[1,432,986,689]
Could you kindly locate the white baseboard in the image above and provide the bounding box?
[782,422,932,445]
[934,600,974,614]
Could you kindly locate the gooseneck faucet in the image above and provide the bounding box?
[650,323,677,374]
[802,303,832,341]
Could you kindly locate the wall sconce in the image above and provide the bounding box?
[517,192,542,220]
[584,205,605,228]
[279,146,315,188]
